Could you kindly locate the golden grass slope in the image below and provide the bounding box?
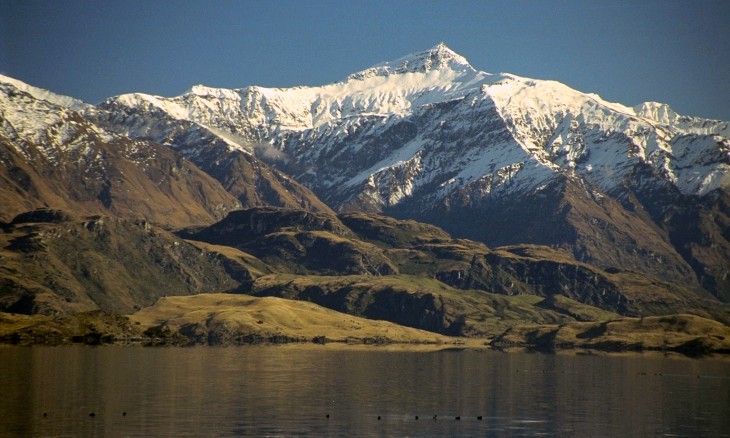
[129,293,458,346]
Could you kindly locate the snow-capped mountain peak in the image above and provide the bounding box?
[87,44,729,209]
[95,45,503,141]
[0,76,114,162]
[345,43,477,82]
[369,42,472,75]
[187,84,245,101]
[634,101,675,122]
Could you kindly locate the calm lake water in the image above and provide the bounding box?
[0,345,728,437]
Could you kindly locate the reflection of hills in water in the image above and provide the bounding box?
[1,347,728,436]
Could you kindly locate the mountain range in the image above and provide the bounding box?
[1,44,729,352]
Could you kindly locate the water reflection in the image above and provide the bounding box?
[0,346,728,437]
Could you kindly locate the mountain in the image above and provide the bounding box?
[91,44,730,301]
[0,75,242,227]
[1,46,729,351]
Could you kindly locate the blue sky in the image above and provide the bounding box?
[2,0,729,120]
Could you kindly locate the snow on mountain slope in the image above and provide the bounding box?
[483,75,730,197]
[90,82,334,213]
[95,44,504,144]
[306,44,505,127]
[633,101,730,137]
[92,43,729,214]
[0,75,89,112]
[0,80,113,163]
[0,77,241,226]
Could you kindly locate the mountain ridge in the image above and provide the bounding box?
[90,44,728,199]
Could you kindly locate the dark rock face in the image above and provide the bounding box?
[245,231,399,276]
[250,279,464,336]
[339,212,451,247]
[10,209,77,225]
[619,177,730,302]
[360,290,464,336]
[392,175,714,299]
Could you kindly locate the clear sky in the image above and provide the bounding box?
[2,0,729,120]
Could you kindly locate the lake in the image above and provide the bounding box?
[0,345,728,437]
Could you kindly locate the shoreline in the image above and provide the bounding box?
[2,307,729,357]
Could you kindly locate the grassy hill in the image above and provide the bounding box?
[129,293,456,346]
